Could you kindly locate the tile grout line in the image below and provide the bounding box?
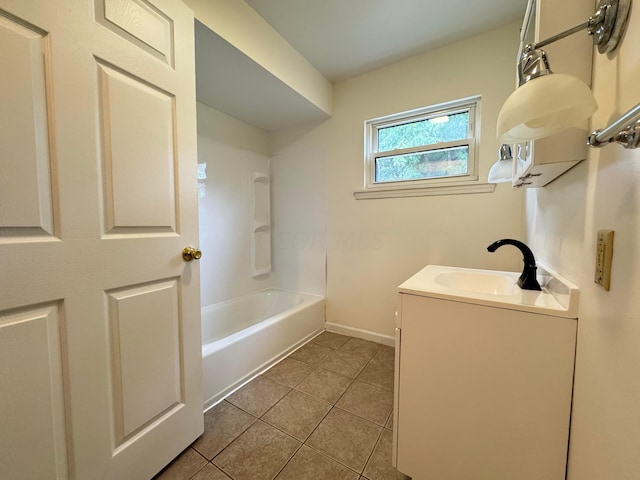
[269,337,380,476]
[332,404,390,429]
[302,412,367,476]
[299,372,382,473]
[303,338,384,476]
[300,431,365,477]
[269,440,305,480]
[167,448,209,480]
[204,411,260,474]
[209,342,324,478]
[210,418,298,480]
[361,418,387,479]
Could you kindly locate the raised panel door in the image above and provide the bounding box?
[0,1,202,478]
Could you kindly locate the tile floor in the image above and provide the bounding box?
[154,332,410,480]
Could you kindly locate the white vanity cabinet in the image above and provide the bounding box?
[392,265,578,480]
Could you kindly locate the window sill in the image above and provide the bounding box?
[353,182,496,200]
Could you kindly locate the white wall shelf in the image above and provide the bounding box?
[251,173,271,277]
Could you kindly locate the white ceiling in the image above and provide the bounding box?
[244,0,529,82]
[195,0,528,131]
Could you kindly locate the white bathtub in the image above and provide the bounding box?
[201,288,325,410]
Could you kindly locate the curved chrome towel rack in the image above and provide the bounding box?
[589,103,640,149]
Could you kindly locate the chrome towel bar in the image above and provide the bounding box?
[589,103,640,149]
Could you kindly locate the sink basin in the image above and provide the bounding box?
[434,271,517,295]
[398,265,580,318]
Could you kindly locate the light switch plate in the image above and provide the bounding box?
[595,229,614,290]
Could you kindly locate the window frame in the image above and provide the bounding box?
[364,96,481,192]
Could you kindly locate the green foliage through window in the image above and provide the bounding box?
[377,112,469,153]
[365,98,479,188]
[376,146,469,182]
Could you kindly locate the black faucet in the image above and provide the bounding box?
[487,239,542,291]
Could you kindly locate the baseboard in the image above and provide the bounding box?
[325,322,395,346]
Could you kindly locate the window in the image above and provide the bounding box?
[359,96,489,198]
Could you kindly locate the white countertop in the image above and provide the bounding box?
[398,264,579,319]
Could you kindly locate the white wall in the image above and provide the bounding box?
[272,23,526,339]
[524,4,640,478]
[197,102,273,307]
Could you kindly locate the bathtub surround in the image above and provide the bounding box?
[197,103,273,307]
[197,101,328,418]
[197,101,327,302]
[156,332,406,480]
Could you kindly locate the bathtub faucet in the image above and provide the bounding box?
[487,239,541,291]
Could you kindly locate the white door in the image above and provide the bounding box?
[0,1,203,479]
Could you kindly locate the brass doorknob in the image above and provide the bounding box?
[183,246,202,262]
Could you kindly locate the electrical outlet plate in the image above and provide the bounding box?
[595,229,614,290]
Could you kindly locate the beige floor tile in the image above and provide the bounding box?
[226,375,290,417]
[377,345,395,362]
[306,408,382,473]
[213,421,301,480]
[289,342,334,366]
[363,429,411,480]
[189,463,232,480]
[311,331,351,349]
[192,401,256,460]
[295,367,353,404]
[158,334,402,480]
[337,381,394,426]
[320,348,371,378]
[340,338,382,361]
[275,445,359,480]
[263,357,316,387]
[357,352,395,391]
[263,389,332,441]
[153,447,207,480]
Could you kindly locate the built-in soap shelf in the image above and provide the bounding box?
[251,172,271,277]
